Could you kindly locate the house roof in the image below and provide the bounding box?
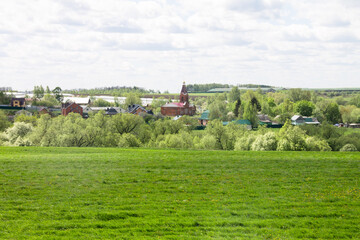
[257,114,270,121]
[62,102,80,109]
[303,117,318,122]
[127,104,152,114]
[106,107,118,115]
[223,119,252,126]
[162,102,194,108]
[291,115,304,121]
[162,102,185,108]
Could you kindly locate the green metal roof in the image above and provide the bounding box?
[223,119,252,126]
[199,110,210,120]
[304,117,314,122]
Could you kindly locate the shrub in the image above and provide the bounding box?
[340,144,358,152]
[331,133,360,151]
[251,132,277,151]
[118,133,141,148]
[234,135,256,151]
[198,135,217,150]
[277,124,307,151]
[1,122,33,146]
[305,137,331,151]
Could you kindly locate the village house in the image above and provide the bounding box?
[291,115,320,126]
[127,104,153,115]
[11,98,26,108]
[161,82,196,116]
[82,106,126,115]
[61,102,83,116]
[199,110,210,126]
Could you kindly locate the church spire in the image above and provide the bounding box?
[180,82,189,104]
[180,82,188,95]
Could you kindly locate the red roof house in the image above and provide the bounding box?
[61,102,83,116]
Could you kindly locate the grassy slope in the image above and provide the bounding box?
[0,147,359,239]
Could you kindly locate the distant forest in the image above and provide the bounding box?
[64,86,158,96]
[186,83,274,93]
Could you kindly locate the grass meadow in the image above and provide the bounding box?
[0,147,359,239]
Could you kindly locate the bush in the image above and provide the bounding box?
[118,133,141,148]
[331,133,360,151]
[305,137,331,151]
[1,122,33,146]
[251,132,277,151]
[0,110,11,132]
[234,135,256,151]
[277,124,307,151]
[198,135,217,150]
[340,144,358,152]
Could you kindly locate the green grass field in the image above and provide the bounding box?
[0,147,359,239]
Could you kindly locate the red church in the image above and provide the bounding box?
[161,82,196,116]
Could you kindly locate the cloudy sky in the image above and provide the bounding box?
[0,0,360,92]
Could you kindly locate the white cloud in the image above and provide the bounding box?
[0,0,359,92]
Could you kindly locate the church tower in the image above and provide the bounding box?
[179,81,189,106]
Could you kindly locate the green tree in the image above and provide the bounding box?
[46,86,51,94]
[15,114,38,126]
[124,93,142,107]
[288,88,311,102]
[0,91,11,104]
[93,98,112,107]
[1,122,33,146]
[228,87,240,103]
[251,132,277,151]
[205,119,227,149]
[243,101,258,127]
[324,102,342,124]
[277,121,307,151]
[52,87,64,102]
[33,85,45,100]
[110,113,144,135]
[251,97,261,111]
[0,110,10,132]
[208,100,228,120]
[295,100,315,116]
[233,98,241,118]
[340,105,357,123]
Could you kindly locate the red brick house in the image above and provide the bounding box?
[161,83,196,116]
[61,102,83,116]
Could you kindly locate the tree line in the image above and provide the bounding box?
[0,112,358,151]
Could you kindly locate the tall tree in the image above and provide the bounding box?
[251,97,261,112]
[52,87,64,102]
[295,100,315,116]
[0,91,11,104]
[0,110,11,131]
[124,93,142,107]
[324,102,342,124]
[243,101,258,127]
[228,87,240,103]
[46,86,51,94]
[33,85,45,100]
[233,98,241,118]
